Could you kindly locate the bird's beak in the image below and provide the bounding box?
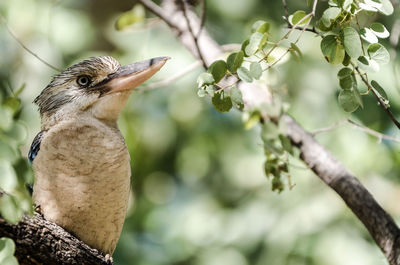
[103,56,169,94]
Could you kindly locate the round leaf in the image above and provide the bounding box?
[360,28,378,43]
[237,67,253,82]
[338,89,360,112]
[367,43,390,64]
[197,72,214,87]
[115,4,145,31]
[321,7,341,27]
[337,67,353,78]
[212,92,233,113]
[357,56,380,72]
[0,160,17,193]
[252,20,270,34]
[377,0,394,15]
[321,35,345,65]
[0,238,15,263]
[249,62,262,79]
[370,22,389,38]
[230,86,244,109]
[245,32,267,55]
[227,51,244,73]
[371,80,388,101]
[289,10,310,26]
[339,75,354,89]
[342,27,362,58]
[208,60,227,83]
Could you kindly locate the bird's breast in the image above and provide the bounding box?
[32,117,131,254]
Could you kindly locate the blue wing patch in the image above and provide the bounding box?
[28,131,46,163]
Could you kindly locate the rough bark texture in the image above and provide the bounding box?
[0,213,112,265]
[137,0,400,264]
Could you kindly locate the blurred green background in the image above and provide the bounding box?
[1,0,400,264]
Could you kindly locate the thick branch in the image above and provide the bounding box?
[282,114,400,264]
[141,1,400,264]
[0,213,112,265]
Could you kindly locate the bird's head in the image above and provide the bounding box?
[34,56,168,129]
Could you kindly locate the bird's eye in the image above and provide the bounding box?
[77,75,91,87]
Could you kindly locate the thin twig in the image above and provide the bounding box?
[0,13,61,72]
[353,64,400,130]
[312,118,400,144]
[137,0,180,32]
[312,119,348,135]
[180,0,207,68]
[282,0,289,20]
[347,119,400,144]
[197,0,206,38]
[136,60,202,91]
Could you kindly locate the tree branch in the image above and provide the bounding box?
[282,114,400,265]
[0,213,112,265]
[0,13,61,72]
[140,1,400,264]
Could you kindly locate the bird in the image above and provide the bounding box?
[28,55,169,255]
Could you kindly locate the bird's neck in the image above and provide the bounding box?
[40,91,131,131]
[41,110,118,131]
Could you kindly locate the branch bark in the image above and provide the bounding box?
[138,0,400,264]
[0,213,112,265]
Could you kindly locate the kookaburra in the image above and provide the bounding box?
[28,56,168,255]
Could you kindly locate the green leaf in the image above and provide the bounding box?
[0,160,17,193]
[205,85,216,97]
[0,256,18,265]
[0,195,23,224]
[321,35,345,65]
[342,27,362,58]
[3,98,21,116]
[115,4,145,31]
[271,175,284,192]
[197,72,214,87]
[245,32,267,55]
[371,80,388,101]
[357,56,380,72]
[367,43,390,64]
[321,7,341,27]
[290,43,302,58]
[289,10,311,26]
[211,92,232,113]
[249,62,262,79]
[342,53,351,66]
[359,2,378,12]
[338,89,360,112]
[227,51,244,73]
[360,28,378,43]
[252,20,270,34]
[0,238,16,263]
[338,0,353,10]
[339,75,354,89]
[261,122,279,141]
[197,89,207,98]
[208,60,227,83]
[370,22,389,38]
[241,39,250,56]
[230,86,244,110]
[13,83,25,97]
[337,67,353,78]
[244,111,261,129]
[237,67,253,82]
[279,134,293,154]
[377,0,394,15]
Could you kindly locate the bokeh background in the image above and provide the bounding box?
[1,0,400,264]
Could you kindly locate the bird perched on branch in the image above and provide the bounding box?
[28,56,168,255]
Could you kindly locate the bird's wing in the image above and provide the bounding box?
[28,131,47,163]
